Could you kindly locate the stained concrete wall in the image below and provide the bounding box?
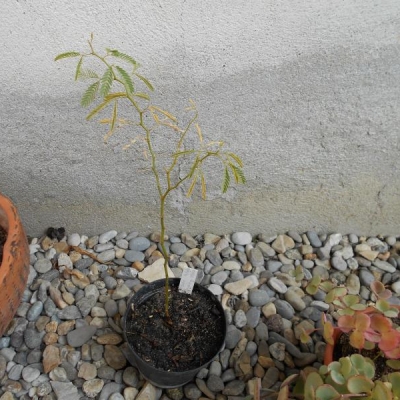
[1,0,399,237]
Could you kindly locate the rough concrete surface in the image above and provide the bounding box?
[1,0,399,236]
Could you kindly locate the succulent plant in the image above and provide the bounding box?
[323,281,400,359]
[297,354,400,400]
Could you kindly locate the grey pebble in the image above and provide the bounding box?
[306,231,322,247]
[249,289,270,307]
[222,379,246,395]
[207,374,225,392]
[124,250,145,262]
[225,325,242,349]
[211,271,229,285]
[97,249,116,263]
[206,250,223,266]
[34,259,53,274]
[27,301,44,321]
[129,237,151,251]
[67,326,97,347]
[99,230,118,244]
[274,299,295,320]
[246,307,260,328]
[331,256,348,271]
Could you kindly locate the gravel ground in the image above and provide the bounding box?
[0,229,399,400]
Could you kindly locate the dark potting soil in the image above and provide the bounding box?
[0,226,6,265]
[125,285,226,372]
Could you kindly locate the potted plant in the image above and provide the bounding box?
[0,193,30,336]
[55,35,245,387]
[273,281,400,399]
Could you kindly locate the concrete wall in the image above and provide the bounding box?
[1,0,399,237]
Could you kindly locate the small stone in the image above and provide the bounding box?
[42,345,61,373]
[271,235,295,254]
[83,379,105,398]
[207,375,225,392]
[111,283,131,300]
[99,383,124,400]
[284,289,306,311]
[122,366,139,387]
[306,231,322,247]
[266,314,283,333]
[129,237,151,252]
[248,290,270,306]
[274,299,295,320]
[58,305,82,320]
[99,230,118,244]
[97,333,123,345]
[231,232,252,246]
[27,301,44,321]
[225,325,242,349]
[124,388,139,400]
[269,342,286,361]
[67,233,81,246]
[234,310,247,328]
[261,366,279,389]
[97,250,116,263]
[268,277,288,294]
[104,345,127,370]
[34,259,53,274]
[78,363,97,380]
[184,383,202,399]
[373,259,396,273]
[51,381,80,400]
[249,247,264,268]
[331,256,347,271]
[138,258,175,282]
[262,302,276,318]
[266,260,282,273]
[67,326,97,347]
[224,277,253,295]
[206,250,223,266]
[346,274,361,295]
[359,269,375,287]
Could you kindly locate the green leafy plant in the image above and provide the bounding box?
[55,34,245,321]
[272,354,400,400]
[322,281,400,359]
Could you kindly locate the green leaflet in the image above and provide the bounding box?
[81,81,100,107]
[110,100,118,132]
[227,152,244,167]
[78,69,99,80]
[115,66,134,94]
[222,167,231,193]
[107,49,137,66]
[74,57,83,81]
[228,163,246,184]
[54,52,80,61]
[134,73,154,91]
[100,67,113,97]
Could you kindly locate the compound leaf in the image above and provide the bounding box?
[100,66,113,97]
[107,49,137,66]
[135,72,154,91]
[222,167,231,193]
[74,56,83,81]
[115,66,134,94]
[55,52,80,61]
[81,81,100,107]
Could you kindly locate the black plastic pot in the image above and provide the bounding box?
[122,278,227,388]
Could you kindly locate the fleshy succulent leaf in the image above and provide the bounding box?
[347,376,374,394]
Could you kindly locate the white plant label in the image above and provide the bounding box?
[178,268,198,295]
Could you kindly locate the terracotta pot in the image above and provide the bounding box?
[324,327,342,365]
[0,193,30,336]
